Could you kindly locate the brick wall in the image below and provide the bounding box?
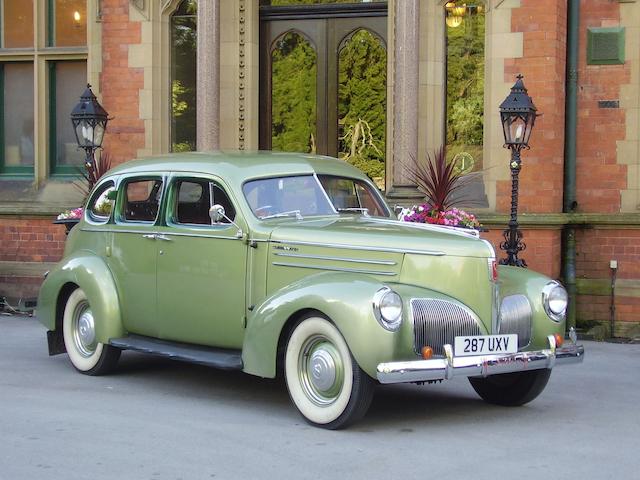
[575,0,629,213]
[481,228,562,279]
[100,0,145,167]
[498,0,567,215]
[0,219,66,263]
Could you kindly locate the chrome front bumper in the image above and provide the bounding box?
[377,335,585,384]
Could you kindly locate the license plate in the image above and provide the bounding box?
[454,334,518,357]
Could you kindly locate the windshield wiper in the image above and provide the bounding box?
[336,207,370,217]
[261,210,304,220]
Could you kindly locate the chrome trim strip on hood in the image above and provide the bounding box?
[273,252,397,266]
[270,240,445,256]
[271,261,397,276]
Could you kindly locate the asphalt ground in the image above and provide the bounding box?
[1,314,638,480]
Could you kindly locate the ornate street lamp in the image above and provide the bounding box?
[498,74,537,267]
[70,84,109,167]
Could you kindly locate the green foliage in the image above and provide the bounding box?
[338,30,386,183]
[271,33,317,153]
[446,6,485,154]
[171,1,197,152]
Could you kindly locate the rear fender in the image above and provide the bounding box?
[37,253,124,343]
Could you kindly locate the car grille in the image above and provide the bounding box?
[411,299,482,355]
[498,294,532,349]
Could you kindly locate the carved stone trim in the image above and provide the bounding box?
[238,0,247,150]
[130,0,149,20]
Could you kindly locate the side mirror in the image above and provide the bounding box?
[209,204,226,223]
[209,204,244,239]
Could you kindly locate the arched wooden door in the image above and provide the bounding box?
[259,4,387,168]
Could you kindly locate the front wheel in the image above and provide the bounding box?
[62,288,121,375]
[284,315,374,429]
[469,369,552,406]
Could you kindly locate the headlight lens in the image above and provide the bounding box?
[373,287,403,331]
[542,282,568,322]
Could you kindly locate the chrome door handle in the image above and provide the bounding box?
[142,234,156,240]
[155,234,172,242]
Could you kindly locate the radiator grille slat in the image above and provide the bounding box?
[411,299,482,355]
[498,294,532,349]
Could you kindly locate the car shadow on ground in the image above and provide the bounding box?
[106,350,497,430]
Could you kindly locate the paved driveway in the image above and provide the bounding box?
[1,315,638,480]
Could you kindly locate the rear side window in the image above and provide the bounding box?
[87,181,115,223]
[172,178,236,225]
[122,179,163,223]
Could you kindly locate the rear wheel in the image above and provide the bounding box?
[469,369,551,406]
[284,315,374,429]
[62,288,120,375]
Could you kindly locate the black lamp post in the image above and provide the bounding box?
[70,84,109,167]
[498,74,537,267]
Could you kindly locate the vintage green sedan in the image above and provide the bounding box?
[37,152,584,429]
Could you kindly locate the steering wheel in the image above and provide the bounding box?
[255,205,273,217]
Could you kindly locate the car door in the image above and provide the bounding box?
[154,175,248,349]
[108,175,165,338]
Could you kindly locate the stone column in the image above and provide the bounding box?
[197,0,220,151]
[392,0,420,189]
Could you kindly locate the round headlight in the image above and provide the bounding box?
[542,282,568,322]
[373,287,403,331]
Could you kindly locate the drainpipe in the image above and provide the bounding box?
[562,0,579,331]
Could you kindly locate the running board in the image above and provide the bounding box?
[110,335,243,370]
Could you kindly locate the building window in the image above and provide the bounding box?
[1,1,34,48]
[171,0,197,153]
[48,0,87,47]
[49,61,89,174]
[0,0,87,178]
[0,63,34,174]
[445,1,485,174]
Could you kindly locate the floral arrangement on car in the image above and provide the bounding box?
[400,146,482,230]
[400,204,480,229]
[57,207,83,220]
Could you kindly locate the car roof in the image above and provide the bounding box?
[107,151,372,184]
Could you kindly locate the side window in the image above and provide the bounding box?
[87,181,116,223]
[123,179,163,223]
[173,179,236,225]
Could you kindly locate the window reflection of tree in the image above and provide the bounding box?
[271,32,318,154]
[445,1,485,174]
[171,0,197,152]
[338,29,386,186]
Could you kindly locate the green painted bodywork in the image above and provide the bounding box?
[37,152,567,380]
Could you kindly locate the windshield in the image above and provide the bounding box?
[318,175,389,218]
[243,174,390,220]
[243,175,336,219]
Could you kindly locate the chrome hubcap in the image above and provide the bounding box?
[299,337,344,406]
[73,302,96,357]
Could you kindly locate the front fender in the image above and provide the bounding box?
[242,272,405,379]
[498,265,565,349]
[37,252,125,343]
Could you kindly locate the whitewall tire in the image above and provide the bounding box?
[284,315,374,429]
[62,288,120,375]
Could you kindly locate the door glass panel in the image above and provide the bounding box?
[171,0,197,152]
[123,179,163,223]
[271,31,317,153]
[445,1,485,174]
[338,29,386,188]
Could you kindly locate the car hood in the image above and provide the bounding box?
[268,216,493,259]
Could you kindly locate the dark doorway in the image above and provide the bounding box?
[259,2,387,184]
